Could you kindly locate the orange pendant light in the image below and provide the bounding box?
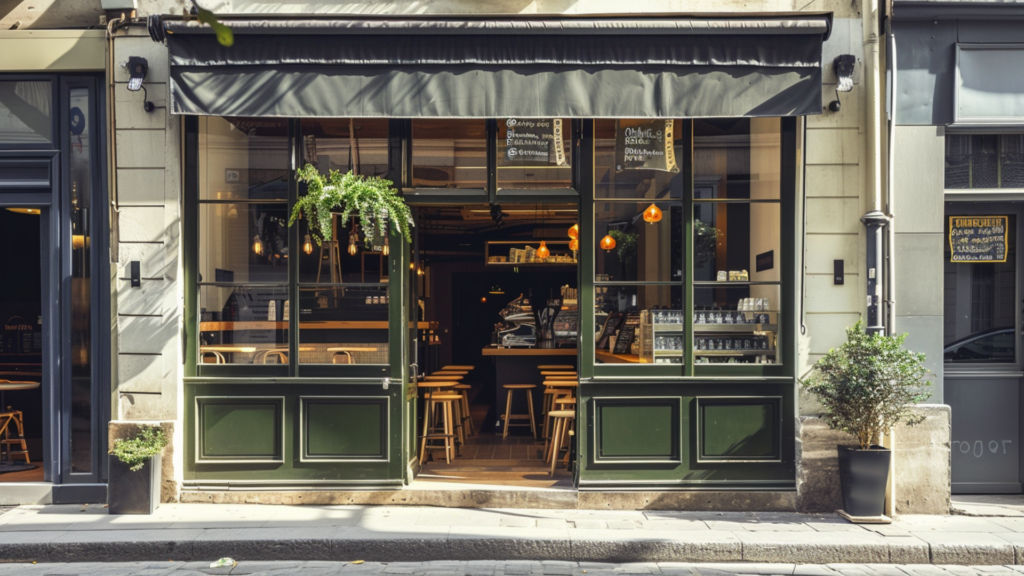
[567,223,579,239]
[600,234,617,251]
[569,238,579,251]
[536,241,550,259]
[643,204,663,224]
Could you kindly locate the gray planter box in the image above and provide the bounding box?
[107,454,161,515]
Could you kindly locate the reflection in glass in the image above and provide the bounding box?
[692,202,780,283]
[69,87,92,472]
[694,118,781,200]
[199,203,289,284]
[496,118,572,189]
[198,117,289,201]
[0,81,51,144]
[594,119,682,199]
[300,118,389,177]
[595,202,682,282]
[412,120,487,188]
[199,285,289,364]
[299,286,389,365]
[943,211,1016,363]
[694,285,780,365]
[297,216,390,284]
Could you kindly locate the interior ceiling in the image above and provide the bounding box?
[417,204,577,234]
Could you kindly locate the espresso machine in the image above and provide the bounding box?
[494,294,537,347]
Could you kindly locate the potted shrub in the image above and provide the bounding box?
[108,426,168,515]
[289,165,413,249]
[801,320,931,518]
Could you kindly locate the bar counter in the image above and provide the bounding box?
[483,345,577,428]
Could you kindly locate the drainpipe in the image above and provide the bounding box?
[861,0,889,336]
[885,20,898,336]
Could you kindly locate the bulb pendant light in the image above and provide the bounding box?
[302,234,314,255]
[252,234,263,256]
[536,241,550,259]
[568,223,579,239]
[643,204,663,224]
[600,234,617,251]
[382,235,390,256]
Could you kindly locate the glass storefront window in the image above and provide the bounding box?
[199,203,289,285]
[300,118,389,177]
[298,286,389,365]
[946,134,1024,190]
[412,120,487,188]
[69,86,92,472]
[0,81,52,144]
[594,119,682,199]
[944,211,1017,363]
[694,285,780,365]
[595,284,684,364]
[595,202,682,282]
[496,118,572,189]
[692,202,781,283]
[694,118,782,200]
[198,285,289,365]
[198,117,289,201]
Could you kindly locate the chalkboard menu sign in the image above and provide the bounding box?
[949,215,1009,263]
[614,119,678,173]
[613,315,641,355]
[499,118,566,166]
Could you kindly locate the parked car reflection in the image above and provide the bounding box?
[944,327,1015,363]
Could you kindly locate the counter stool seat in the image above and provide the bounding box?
[547,409,576,475]
[540,371,577,377]
[501,384,537,438]
[537,365,573,370]
[423,375,463,381]
[442,365,475,371]
[432,371,468,376]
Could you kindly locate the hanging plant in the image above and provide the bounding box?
[289,165,414,248]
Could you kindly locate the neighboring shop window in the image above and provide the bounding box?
[946,135,1024,190]
[411,120,487,188]
[593,119,685,367]
[944,212,1016,363]
[0,80,52,145]
[693,118,782,366]
[297,119,390,366]
[496,118,572,190]
[197,117,290,365]
[69,86,92,472]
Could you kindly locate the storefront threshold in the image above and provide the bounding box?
[0,482,52,505]
[180,485,797,510]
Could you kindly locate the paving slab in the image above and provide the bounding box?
[448,527,571,561]
[568,528,742,563]
[736,531,891,564]
[912,533,1015,566]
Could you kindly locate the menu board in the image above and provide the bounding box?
[614,119,678,173]
[949,215,1009,263]
[500,118,566,166]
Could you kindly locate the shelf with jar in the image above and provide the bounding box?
[640,309,685,365]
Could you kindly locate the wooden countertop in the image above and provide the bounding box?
[482,346,577,356]
[595,351,641,364]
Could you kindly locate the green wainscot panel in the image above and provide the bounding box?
[199,398,283,461]
[699,398,781,461]
[596,399,679,461]
[303,398,386,459]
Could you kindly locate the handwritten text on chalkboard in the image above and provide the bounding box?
[615,119,679,173]
[949,215,1009,263]
[499,118,566,166]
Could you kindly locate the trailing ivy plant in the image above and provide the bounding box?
[110,426,168,472]
[290,165,414,248]
[800,320,932,449]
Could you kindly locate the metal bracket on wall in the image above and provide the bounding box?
[382,378,390,390]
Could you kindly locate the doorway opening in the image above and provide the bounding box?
[411,203,578,489]
[0,207,44,482]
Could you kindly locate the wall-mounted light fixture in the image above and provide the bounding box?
[829,54,856,113]
[124,56,155,113]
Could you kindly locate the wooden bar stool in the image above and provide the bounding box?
[423,375,464,382]
[0,409,29,464]
[542,381,577,439]
[454,383,475,437]
[418,381,458,465]
[442,365,475,371]
[540,371,577,377]
[547,409,576,475]
[502,384,537,438]
[433,370,469,376]
[538,365,573,370]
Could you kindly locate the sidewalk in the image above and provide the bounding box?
[1,504,1024,566]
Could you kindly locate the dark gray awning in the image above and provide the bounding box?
[158,15,830,119]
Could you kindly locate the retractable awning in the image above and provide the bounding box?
[154,14,831,119]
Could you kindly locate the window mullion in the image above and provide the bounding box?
[682,120,694,376]
[288,118,300,377]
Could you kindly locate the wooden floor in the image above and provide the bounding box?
[0,463,43,482]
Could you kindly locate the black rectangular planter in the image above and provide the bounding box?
[837,445,891,518]
[107,454,161,515]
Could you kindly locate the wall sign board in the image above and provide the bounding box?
[949,215,1008,263]
[614,119,678,173]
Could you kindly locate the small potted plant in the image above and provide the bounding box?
[108,426,168,514]
[801,320,931,519]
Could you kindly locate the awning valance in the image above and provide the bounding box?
[156,15,830,119]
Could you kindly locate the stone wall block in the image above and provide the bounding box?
[894,404,951,515]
